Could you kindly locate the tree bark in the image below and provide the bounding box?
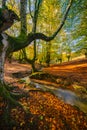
[18,0,27,63]
[0,33,9,83]
[2,0,7,7]
[27,0,42,72]
[20,0,27,34]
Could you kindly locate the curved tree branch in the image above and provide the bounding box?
[35,0,73,41]
[28,1,72,41]
[49,0,73,40]
[7,0,73,53]
[28,0,73,42]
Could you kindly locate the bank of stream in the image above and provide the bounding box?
[20,76,87,114]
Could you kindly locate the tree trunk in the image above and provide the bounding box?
[2,0,7,7]
[0,33,9,83]
[46,42,51,67]
[20,0,27,34]
[25,0,41,72]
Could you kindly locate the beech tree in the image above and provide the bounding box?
[0,0,73,83]
[23,0,43,72]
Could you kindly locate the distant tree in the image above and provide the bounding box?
[23,0,43,72]
[2,0,6,6]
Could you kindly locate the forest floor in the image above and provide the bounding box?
[0,58,87,129]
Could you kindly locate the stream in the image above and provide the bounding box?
[20,77,87,113]
[32,82,87,113]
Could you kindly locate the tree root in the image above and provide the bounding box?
[0,82,31,127]
[10,91,26,99]
[0,83,23,107]
[1,88,21,107]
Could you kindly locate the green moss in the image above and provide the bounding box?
[9,34,27,44]
[0,83,21,107]
[8,33,28,52]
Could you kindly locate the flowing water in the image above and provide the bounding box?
[20,77,87,113]
[33,82,87,113]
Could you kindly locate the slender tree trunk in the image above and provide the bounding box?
[46,42,51,67]
[20,0,27,34]
[85,49,87,58]
[2,0,7,7]
[26,0,42,72]
[31,8,37,72]
[19,0,27,63]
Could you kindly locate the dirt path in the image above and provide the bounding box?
[42,59,87,88]
[4,61,32,83]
